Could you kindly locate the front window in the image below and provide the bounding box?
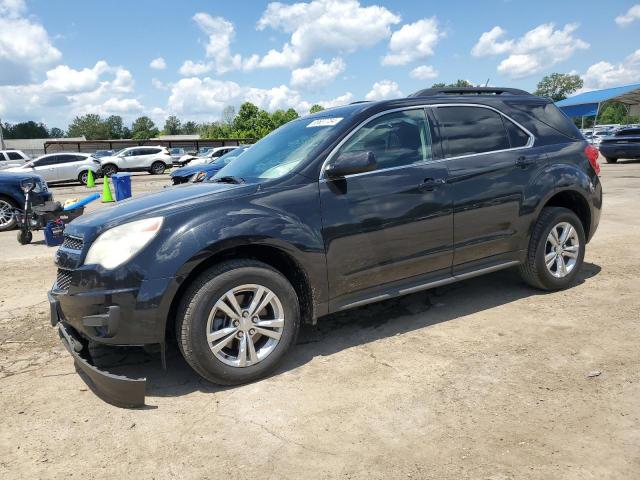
[214,117,342,181]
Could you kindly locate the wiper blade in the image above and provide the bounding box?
[212,175,245,184]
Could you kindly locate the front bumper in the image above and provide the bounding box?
[49,292,146,407]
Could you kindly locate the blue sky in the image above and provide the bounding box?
[0,0,639,129]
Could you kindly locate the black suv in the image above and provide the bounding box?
[49,87,602,406]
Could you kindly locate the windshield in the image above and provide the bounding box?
[113,148,128,156]
[214,117,343,181]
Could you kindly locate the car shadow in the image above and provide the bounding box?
[86,262,601,404]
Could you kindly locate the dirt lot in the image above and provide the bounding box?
[1,163,639,479]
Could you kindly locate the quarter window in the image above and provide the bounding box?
[338,109,433,170]
[437,106,510,158]
[503,118,530,148]
[7,152,24,160]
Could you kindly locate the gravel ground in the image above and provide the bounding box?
[0,162,639,479]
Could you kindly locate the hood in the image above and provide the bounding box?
[0,170,42,181]
[68,181,257,232]
[170,162,223,178]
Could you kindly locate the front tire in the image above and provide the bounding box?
[519,207,586,290]
[0,197,18,232]
[102,164,118,177]
[604,157,618,164]
[176,259,300,385]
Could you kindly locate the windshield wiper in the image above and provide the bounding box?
[212,175,245,184]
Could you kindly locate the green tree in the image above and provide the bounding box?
[131,116,159,139]
[122,126,132,139]
[271,108,299,129]
[67,114,109,140]
[534,73,583,102]
[105,115,124,139]
[181,121,198,135]
[2,121,50,139]
[309,104,325,114]
[49,127,65,138]
[431,80,474,88]
[597,101,639,125]
[163,115,181,135]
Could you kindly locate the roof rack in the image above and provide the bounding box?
[408,87,531,98]
[349,100,372,105]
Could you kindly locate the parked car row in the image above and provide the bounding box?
[173,146,240,167]
[170,145,251,184]
[598,126,640,163]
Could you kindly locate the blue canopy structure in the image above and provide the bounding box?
[556,83,640,119]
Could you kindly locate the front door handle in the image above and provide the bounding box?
[419,177,446,192]
[516,156,535,168]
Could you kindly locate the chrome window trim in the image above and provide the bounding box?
[319,103,536,181]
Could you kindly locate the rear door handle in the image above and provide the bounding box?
[419,177,446,191]
[516,156,535,168]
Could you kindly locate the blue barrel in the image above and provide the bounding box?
[111,174,132,201]
[44,220,65,247]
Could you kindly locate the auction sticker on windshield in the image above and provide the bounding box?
[307,118,343,128]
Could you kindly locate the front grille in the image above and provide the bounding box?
[56,269,73,291]
[61,235,83,250]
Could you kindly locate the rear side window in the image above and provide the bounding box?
[437,106,510,158]
[507,101,581,140]
[619,128,640,136]
[7,151,25,160]
[503,118,530,148]
[0,153,6,161]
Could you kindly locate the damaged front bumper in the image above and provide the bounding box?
[49,293,146,408]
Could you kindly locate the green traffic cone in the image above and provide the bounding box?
[86,169,95,188]
[102,176,115,203]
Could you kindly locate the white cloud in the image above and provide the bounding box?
[0,60,141,121]
[179,14,258,76]
[471,26,513,56]
[365,80,403,101]
[615,4,640,26]
[471,23,589,78]
[410,65,439,80]
[166,76,354,119]
[581,49,640,89]
[256,0,400,68]
[151,78,168,90]
[290,57,345,91]
[0,0,62,85]
[382,18,443,66]
[149,57,166,70]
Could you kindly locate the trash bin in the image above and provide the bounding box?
[111,173,132,201]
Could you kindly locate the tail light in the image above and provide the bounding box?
[584,144,600,175]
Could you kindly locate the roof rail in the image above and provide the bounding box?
[408,87,531,98]
[349,100,372,105]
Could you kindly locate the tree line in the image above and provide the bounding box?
[2,74,637,141]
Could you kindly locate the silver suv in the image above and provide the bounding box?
[0,150,30,170]
[99,146,172,176]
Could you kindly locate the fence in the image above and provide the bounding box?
[43,138,254,154]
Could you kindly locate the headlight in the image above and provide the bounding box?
[85,217,164,269]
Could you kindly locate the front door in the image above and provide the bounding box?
[320,108,453,308]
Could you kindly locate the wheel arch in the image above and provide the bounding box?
[165,242,315,340]
[541,188,591,240]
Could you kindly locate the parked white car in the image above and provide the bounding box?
[6,152,101,185]
[0,150,31,170]
[100,146,172,176]
[175,146,239,167]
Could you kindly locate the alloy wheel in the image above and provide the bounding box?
[0,199,15,229]
[544,222,580,278]
[205,284,285,367]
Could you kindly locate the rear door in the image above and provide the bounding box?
[433,104,540,270]
[320,108,453,307]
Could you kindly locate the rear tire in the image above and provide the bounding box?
[176,259,300,385]
[604,157,618,164]
[150,161,166,175]
[78,171,89,185]
[519,207,586,291]
[0,197,18,232]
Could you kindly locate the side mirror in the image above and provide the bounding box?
[325,151,377,178]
